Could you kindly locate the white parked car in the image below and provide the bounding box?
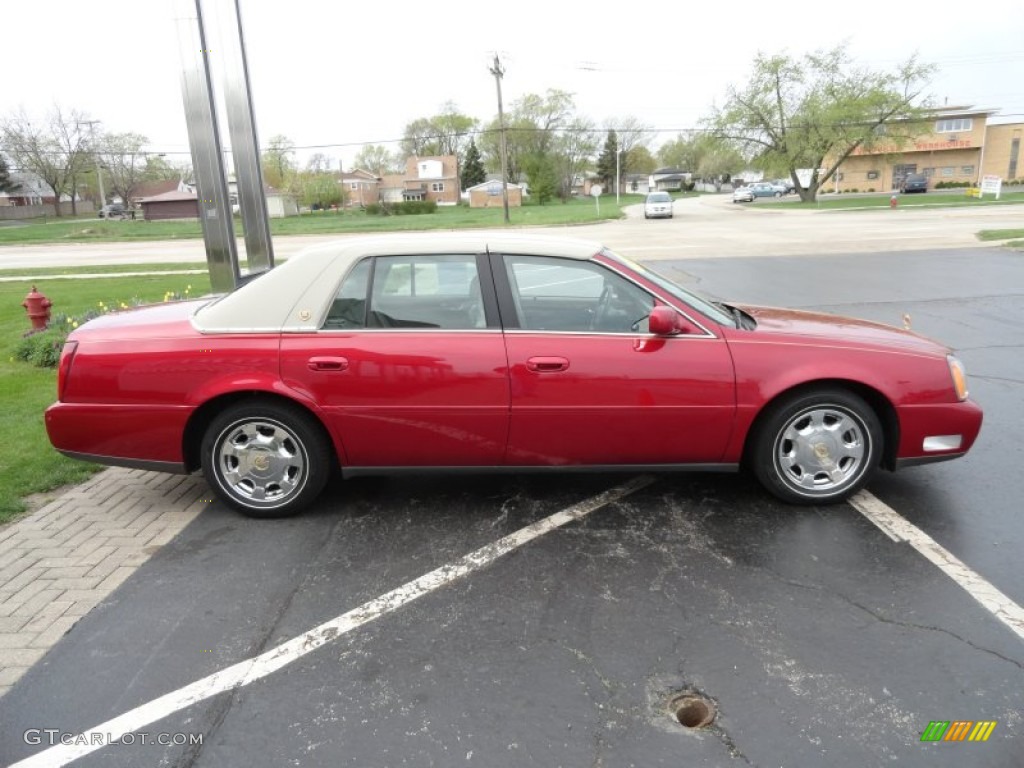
[732,186,754,203]
[643,192,674,219]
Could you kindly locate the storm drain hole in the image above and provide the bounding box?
[669,694,716,729]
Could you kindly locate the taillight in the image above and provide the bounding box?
[57,341,78,400]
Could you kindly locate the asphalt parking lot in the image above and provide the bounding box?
[2,244,1023,767]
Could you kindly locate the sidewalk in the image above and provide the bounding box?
[0,468,208,697]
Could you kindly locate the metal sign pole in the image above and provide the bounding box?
[176,0,239,293]
[219,0,273,274]
[177,0,274,290]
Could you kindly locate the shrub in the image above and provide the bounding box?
[14,329,66,368]
[14,289,193,369]
[393,200,437,215]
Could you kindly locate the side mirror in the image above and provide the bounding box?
[648,305,686,336]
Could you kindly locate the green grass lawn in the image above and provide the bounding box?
[0,195,647,247]
[976,228,1024,249]
[0,263,206,278]
[0,273,211,523]
[776,190,1024,210]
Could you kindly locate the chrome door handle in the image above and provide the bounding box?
[307,356,349,371]
[526,356,569,372]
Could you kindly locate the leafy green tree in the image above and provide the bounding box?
[658,133,745,189]
[628,146,657,175]
[694,137,746,190]
[460,139,486,189]
[708,47,934,201]
[480,89,575,182]
[401,102,478,166]
[261,134,295,189]
[522,152,559,205]
[298,171,344,209]
[657,133,701,171]
[352,144,400,176]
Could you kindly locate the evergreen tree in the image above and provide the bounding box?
[596,130,618,187]
[0,154,15,192]
[523,153,558,205]
[461,139,486,190]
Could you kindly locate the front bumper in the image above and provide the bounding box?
[893,398,983,467]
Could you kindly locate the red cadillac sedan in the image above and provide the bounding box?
[46,233,982,517]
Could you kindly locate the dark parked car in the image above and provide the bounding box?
[98,204,130,220]
[899,174,928,193]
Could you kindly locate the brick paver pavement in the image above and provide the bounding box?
[0,468,209,697]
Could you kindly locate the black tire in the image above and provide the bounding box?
[749,388,882,505]
[201,399,332,518]
[774,191,782,198]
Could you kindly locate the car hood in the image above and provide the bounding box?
[737,305,949,356]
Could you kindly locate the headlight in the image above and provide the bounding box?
[947,354,968,401]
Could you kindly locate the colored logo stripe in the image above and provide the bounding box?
[944,721,973,741]
[969,721,997,742]
[921,720,997,742]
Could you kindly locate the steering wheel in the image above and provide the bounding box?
[590,285,613,330]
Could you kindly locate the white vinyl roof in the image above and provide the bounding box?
[191,232,604,333]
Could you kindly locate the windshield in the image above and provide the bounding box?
[601,249,736,327]
[646,193,671,203]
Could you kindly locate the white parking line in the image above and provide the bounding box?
[11,476,653,768]
[850,490,1024,642]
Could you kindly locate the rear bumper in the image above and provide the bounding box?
[45,402,193,467]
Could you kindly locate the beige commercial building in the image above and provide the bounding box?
[831,107,1022,192]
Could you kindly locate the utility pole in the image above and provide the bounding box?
[490,53,510,225]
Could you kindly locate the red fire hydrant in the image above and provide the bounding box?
[890,194,898,209]
[22,286,52,332]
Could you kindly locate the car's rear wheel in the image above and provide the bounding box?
[201,400,332,518]
[774,191,782,198]
[750,388,881,505]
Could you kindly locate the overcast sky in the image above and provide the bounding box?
[4,0,1023,169]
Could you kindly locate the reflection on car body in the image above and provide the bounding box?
[46,234,983,518]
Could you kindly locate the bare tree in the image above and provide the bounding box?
[99,132,149,208]
[2,106,93,216]
[555,117,598,199]
[605,115,654,179]
[306,153,332,173]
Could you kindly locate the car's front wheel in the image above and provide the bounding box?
[201,399,332,518]
[750,388,882,505]
[774,191,782,198]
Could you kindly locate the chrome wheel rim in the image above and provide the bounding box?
[214,418,307,508]
[773,405,869,496]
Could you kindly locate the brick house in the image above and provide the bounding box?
[338,169,380,208]
[402,156,460,205]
